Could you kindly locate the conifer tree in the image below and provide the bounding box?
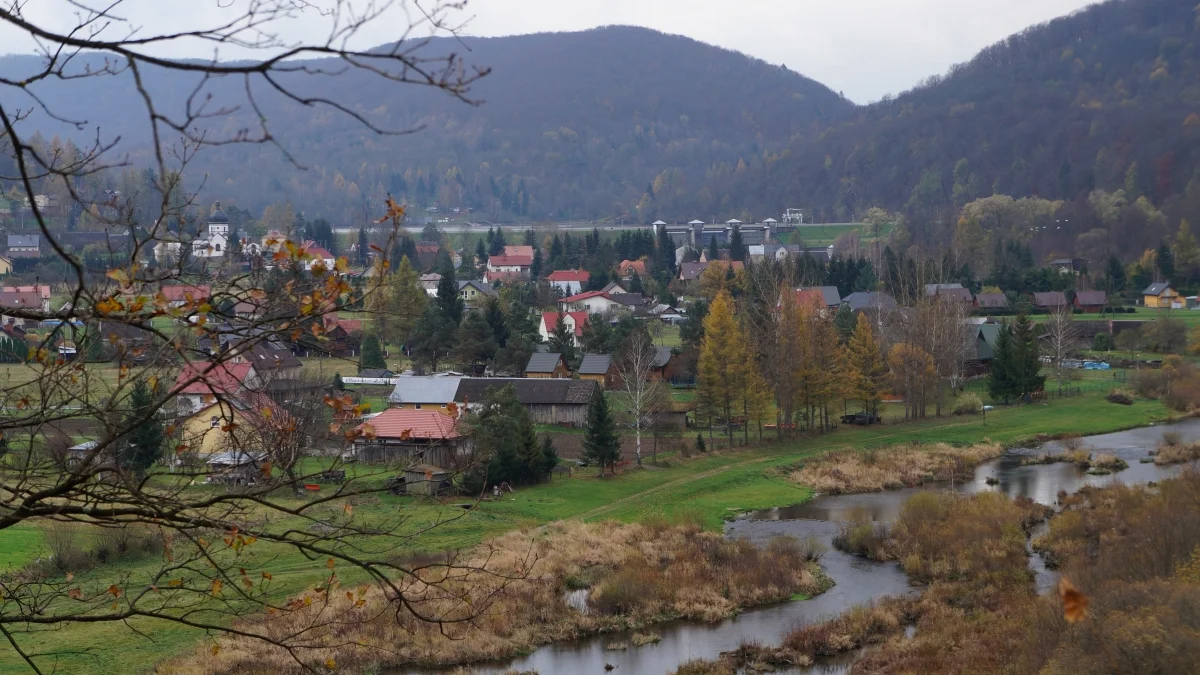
[708,235,720,262]
[435,263,464,324]
[834,303,856,343]
[844,312,888,419]
[728,225,745,262]
[359,334,387,371]
[1012,312,1045,399]
[582,390,620,475]
[120,379,164,475]
[356,227,369,267]
[455,310,497,373]
[548,313,577,365]
[987,323,1017,404]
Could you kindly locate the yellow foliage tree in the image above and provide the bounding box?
[698,290,746,448]
[888,343,936,421]
[844,312,889,419]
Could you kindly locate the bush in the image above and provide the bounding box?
[1130,370,1167,398]
[952,393,983,415]
[1106,388,1134,405]
[832,507,889,560]
[695,434,706,453]
[1092,332,1114,351]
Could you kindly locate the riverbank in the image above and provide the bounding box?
[161,520,830,674]
[0,393,1171,674]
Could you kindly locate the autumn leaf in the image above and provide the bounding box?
[169,578,183,587]
[325,657,337,670]
[1059,577,1088,623]
[211,643,220,656]
[65,572,73,582]
[68,588,83,601]
[107,584,122,598]
[211,579,223,596]
[260,461,273,478]
[343,502,353,516]
[262,571,272,581]
[326,558,336,570]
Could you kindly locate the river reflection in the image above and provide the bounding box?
[402,418,1200,675]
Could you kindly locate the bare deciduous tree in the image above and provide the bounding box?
[0,3,522,672]
[1044,306,1079,395]
[614,330,666,466]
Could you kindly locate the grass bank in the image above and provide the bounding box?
[0,392,1171,674]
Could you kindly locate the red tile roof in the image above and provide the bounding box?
[488,255,533,267]
[541,311,588,337]
[0,290,42,309]
[359,408,462,440]
[561,290,610,303]
[546,269,590,283]
[619,260,647,277]
[503,245,535,258]
[172,361,254,396]
[793,289,826,309]
[304,244,334,260]
[486,270,528,284]
[2,285,49,300]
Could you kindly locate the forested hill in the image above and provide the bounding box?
[0,26,851,223]
[719,0,1200,238]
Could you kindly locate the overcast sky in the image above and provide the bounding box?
[0,0,1098,103]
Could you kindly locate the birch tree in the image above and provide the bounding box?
[614,330,664,466]
[1044,306,1079,395]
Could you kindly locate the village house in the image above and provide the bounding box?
[0,257,12,276]
[546,269,590,295]
[170,361,260,415]
[178,392,283,458]
[6,234,40,260]
[455,377,599,426]
[387,375,463,413]
[300,242,336,272]
[525,352,570,379]
[1031,291,1068,310]
[485,253,532,283]
[649,346,680,382]
[0,287,51,327]
[503,245,535,259]
[159,284,211,309]
[420,273,442,296]
[1073,290,1108,313]
[559,290,623,314]
[542,309,588,343]
[617,259,647,281]
[974,292,1009,311]
[351,408,470,468]
[842,291,899,314]
[578,353,616,389]
[1143,282,1180,309]
[925,283,974,304]
[539,311,588,346]
[458,280,496,309]
[678,261,709,285]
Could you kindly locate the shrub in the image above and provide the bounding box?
[1155,442,1200,465]
[1106,388,1134,405]
[832,507,890,560]
[952,393,983,415]
[1164,376,1200,412]
[1130,370,1167,398]
[695,434,706,453]
[1092,332,1114,351]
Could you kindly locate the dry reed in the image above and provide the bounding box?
[787,441,1003,494]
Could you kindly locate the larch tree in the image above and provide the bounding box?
[697,290,746,447]
[845,312,889,418]
[888,343,936,420]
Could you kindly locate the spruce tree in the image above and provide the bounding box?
[987,324,1016,403]
[359,335,387,371]
[333,373,345,390]
[1012,313,1045,399]
[548,314,576,365]
[708,235,719,262]
[582,390,620,475]
[728,226,745,261]
[834,303,856,343]
[435,263,464,324]
[657,225,676,278]
[120,379,164,475]
[455,310,497,373]
[356,227,369,267]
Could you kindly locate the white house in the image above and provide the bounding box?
[539,311,588,346]
[558,291,624,314]
[546,269,589,295]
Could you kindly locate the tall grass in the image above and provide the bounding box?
[160,520,830,674]
[787,441,1003,494]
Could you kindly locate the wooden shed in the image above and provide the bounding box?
[577,354,616,388]
[352,408,470,467]
[403,464,451,496]
[455,378,598,427]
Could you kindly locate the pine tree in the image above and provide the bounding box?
[1012,312,1045,399]
[582,390,620,475]
[120,379,164,475]
[1158,241,1176,281]
[697,290,746,447]
[410,306,457,373]
[707,235,719,262]
[356,227,369,267]
[987,323,1017,404]
[530,249,543,280]
[548,313,577,364]
[465,384,555,487]
[359,335,387,371]
[333,373,345,390]
[728,226,745,262]
[657,225,675,278]
[436,263,464,324]
[455,310,497,373]
[845,312,888,419]
[482,296,509,349]
[834,303,856,343]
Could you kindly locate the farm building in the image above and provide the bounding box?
[577,354,616,388]
[1073,290,1108,313]
[1031,291,1068,310]
[974,293,1008,311]
[1143,282,1180,309]
[402,464,452,497]
[455,378,598,426]
[387,375,463,413]
[352,408,470,467]
[526,352,570,378]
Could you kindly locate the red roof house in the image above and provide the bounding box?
[172,361,256,397]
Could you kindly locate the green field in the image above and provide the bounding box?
[785,222,893,247]
[0,389,1173,673]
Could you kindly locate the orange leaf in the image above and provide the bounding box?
[107,584,122,598]
[169,578,183,587]
[325,657,336,670]
[1059,578,1088,623]
[261,461,273,478]
[68,588,83,601]
[326,558,336,570]
[262,571,272,581]
[211,579,223,596]
[211,643,220,656]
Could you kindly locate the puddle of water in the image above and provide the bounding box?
[398,418,1200,675]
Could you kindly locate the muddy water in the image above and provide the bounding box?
[409,419,1200,675]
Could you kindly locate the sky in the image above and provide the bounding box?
[0,0,1099,103]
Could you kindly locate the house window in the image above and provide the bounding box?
[415,404,422,410]
[210,416,219,428]
[214,243,222,252]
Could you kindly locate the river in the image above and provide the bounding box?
[404,419,1200,675]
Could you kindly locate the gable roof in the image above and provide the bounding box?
[842,291,899,312]
[793,289,827,309]
[618,260,647,277]
[172,361,254,396]
[488,254,532,267]
[1143,282,1173,296]
[388,376,464,405]
[924,283,964,296]
[577,353,613,375]
[798,286,842,307]
[561,290,610,303]
[0,289,43,310]
[974,293,1008,308]
[457,280,496,296]
[679,262,708,281]
[160,284,211,303]
[974,324,1002,360]
[652,346,674,368]
[455,378,598,406]
[244,343,302,371]
[360,408,462,441]
[1031,291,1068,307]
[503,245,535,258]
[546,269,590,283]
[526,352,565,373]
[1074,290,1107,307]
[934,287,973,303]
[542,311,588,336]
[7,234,39,248]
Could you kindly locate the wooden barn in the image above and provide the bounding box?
[352,408,471,467]
[455,378,598,427]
